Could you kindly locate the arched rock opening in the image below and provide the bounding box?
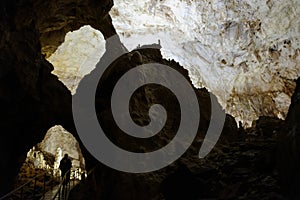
[23,125,86,174]
[0,0,300,199]
[0,0,114,195]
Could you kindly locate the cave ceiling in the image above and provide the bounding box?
[45,0,300,126]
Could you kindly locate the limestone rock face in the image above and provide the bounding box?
[38,125,85,169]
[110,0,300,126]
[45,0,300,126]
[47,26,105,94]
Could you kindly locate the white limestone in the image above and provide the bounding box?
[38,125,85,170]
[47,25,105,94]
[110,0,300,126]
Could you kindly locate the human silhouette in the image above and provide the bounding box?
[59,154,72,185]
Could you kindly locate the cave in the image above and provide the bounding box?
[1,0,300,199]
[23,125,86,176]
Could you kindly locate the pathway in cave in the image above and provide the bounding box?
[41,180,78,200]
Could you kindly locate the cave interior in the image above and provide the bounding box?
[0,0,300,199]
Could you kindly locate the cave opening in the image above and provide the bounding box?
[23,125,86,177]
[16,125,86,198]
[12,25,106,196]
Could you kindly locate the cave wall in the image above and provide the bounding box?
[0,0,113,195]
[1,0,300,198]
[35,0,115,58]
[278,77,300,199]
[69,45,238,200]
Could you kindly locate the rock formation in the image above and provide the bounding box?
[110,0,300,126]
[278,77,300,199]
[38,125,85,170]
[0,0,299,199]
[69,46,238,200]
[0,0,114,195]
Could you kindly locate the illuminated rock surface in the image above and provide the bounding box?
[38,125,85,169]
[110,0,300,126]
[47,26,105,94]
[46,0,300,126]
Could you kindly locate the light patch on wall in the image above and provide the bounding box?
[47,25,105,94]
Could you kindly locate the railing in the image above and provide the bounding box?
[1,167,92,200]
[51,169,72,200]
[0,172,50,200]
[52,166,96,200]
